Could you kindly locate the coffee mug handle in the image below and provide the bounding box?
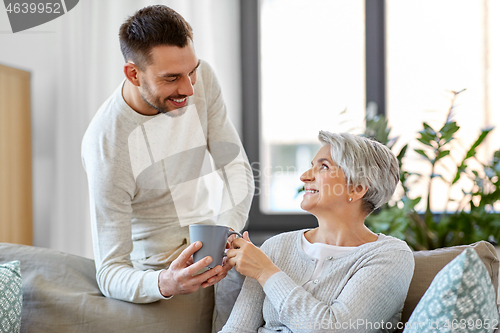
[228,230,243,238]
[223,230,243,257]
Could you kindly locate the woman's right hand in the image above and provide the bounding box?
[226,232,280,286]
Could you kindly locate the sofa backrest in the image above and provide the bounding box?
[401,241,499,324]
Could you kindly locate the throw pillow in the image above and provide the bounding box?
[401,241,499,322]
[0,260,22,333]
[402,241,499,324]
[403,248,499,333]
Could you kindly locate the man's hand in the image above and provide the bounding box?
[200,229,242,288]
[226,231,280,287]
[201,255,233,289]
[158,241,226,297]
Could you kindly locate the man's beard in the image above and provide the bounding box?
[140,80,188,117]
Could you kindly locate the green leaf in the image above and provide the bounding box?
[442,136,456,146]
[423,123,436,136]
[435,150,450,163]
[464,127,493,160]
[452,164,467,184]
[439,121,460,143]
[397,144,408,166]
[411,197,422,206]
[417,137,434,148]
[415,149,431,161]
[418,126,436,143]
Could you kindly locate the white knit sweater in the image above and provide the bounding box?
[221,230,414,333]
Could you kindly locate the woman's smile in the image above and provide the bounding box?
[304,188,319,195]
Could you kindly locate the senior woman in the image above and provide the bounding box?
[220,131,415,333]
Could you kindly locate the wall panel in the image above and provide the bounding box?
[0,64,32,245]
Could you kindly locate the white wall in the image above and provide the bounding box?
[0,0,241,258]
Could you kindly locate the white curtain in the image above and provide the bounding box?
[0,0,241,258]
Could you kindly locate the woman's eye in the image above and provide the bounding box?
[321,164,328,170]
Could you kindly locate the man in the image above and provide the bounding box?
[81,5,254,332]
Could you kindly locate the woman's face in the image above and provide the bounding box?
[299,145,349,214]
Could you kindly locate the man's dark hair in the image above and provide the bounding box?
[119,5,193,70]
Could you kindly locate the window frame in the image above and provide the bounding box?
[240,0,386,233]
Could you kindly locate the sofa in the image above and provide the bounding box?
[1,240,499,333]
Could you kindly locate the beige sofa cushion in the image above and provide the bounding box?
[402,241,499,324]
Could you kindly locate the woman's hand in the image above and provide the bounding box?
[226,231,280,287]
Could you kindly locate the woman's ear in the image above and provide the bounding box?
[350,185,368,202]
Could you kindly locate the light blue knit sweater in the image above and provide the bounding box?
[221,229,414,333]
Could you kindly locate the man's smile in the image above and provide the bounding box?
[169,97,188,108]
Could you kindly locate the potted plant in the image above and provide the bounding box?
[365,89,500,250]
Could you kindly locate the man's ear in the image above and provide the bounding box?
[124,62,141,87]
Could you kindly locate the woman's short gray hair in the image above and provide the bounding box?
[318,131,399,215]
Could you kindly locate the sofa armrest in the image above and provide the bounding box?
[0,243,213,333]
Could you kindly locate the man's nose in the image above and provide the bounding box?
[178,75,194,97]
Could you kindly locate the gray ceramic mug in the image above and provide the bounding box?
[189,224,242,269]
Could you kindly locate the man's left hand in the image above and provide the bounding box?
[201,256,233,288]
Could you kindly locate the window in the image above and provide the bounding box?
[259,0,365,213]
[386,0,500,212]
[240,0,500,236]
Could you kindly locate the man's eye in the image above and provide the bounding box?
[321,164,328,170]
[166,77,177,82]
[189,69,197,76]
